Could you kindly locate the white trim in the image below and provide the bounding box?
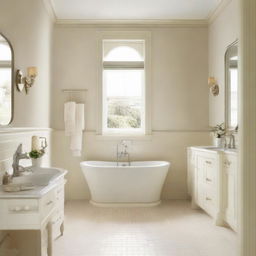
[41,0,57,21]
[96,31,152,136]
[55,19,208,27]
[0,127,53,135]
[207,0,232,24]
[89,200,161,207]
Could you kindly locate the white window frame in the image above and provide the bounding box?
[96,31,151,137]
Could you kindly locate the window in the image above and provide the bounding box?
[102,40,146,134]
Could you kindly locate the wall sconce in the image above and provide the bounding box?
[208,77,219,96]
[16,67,38,94]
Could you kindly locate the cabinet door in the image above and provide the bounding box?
[223,154,238,230]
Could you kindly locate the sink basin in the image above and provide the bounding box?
[12,167,61,186]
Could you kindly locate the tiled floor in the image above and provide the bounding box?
[54,200,237,256]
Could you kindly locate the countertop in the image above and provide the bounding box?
[0,167,67,199]
[189,146,238,155]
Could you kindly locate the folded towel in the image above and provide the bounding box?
[75,104,85,131]
[64,102,85,157]
[70,132,83,157]
[64,102,76,136]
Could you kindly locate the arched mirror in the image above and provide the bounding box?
[225,42,238,130]
[0,33,13,125]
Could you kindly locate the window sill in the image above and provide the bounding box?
[95,133,152,141]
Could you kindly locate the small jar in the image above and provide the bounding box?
[2,172,11,185]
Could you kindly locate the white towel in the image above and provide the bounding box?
[75,104,85,131]
[70,132,83,157]
[70,103,85,157]
[64,102,76,136]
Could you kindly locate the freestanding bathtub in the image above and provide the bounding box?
[80,161,170,207]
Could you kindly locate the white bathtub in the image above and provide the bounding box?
[80,161,170,207]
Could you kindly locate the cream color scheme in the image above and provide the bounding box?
[0,128,52,253]
[188,146,238,231]
[0,168,66,256]
[54,200,237,256]
[53,131,210,200]
[51,26,210,200]
[52,26,209,131]
[208,0,239,126]
[80,161,169,206]
[0,0,53,127]
[0,129,52,178]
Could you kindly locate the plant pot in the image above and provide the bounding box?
[214,137,223,147]
[31,158,42,168]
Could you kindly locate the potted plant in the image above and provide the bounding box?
[213,123,226,147]
[29,149,45,167]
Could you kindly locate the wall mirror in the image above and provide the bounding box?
[0,33,13,125]
[225,41,238,131]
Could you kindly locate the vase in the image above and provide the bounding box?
[214,137,223,147]
[32,158,42,168]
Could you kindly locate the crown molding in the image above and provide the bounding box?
[55,19,208,28]
[42,0,57,22]
[207,0,232,24]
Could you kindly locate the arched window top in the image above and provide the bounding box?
[103,40,144,62]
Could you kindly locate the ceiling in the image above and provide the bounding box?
[51,0,222,20]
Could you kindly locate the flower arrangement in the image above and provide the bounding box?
[29,149,45,159]
[213,123,226,138]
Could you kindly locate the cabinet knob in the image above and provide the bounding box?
[206,178,212,182]
[14,206,21,212]
[24,206,30,211]
[206,197,212,201]
[224,161,231,166]
[205,160,212,165]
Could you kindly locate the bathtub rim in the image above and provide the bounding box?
[80,160,170,169]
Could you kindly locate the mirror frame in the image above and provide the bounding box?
[0,32,14,126]
[225,39,238,132]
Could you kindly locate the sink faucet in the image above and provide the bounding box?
[228,134,236,149]
[12,144,29,177]
[116,140,131,166]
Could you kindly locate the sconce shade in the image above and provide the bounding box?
[208,77,216,86]
[27,66,37,77]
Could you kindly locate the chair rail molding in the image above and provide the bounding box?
[239,0,256,255]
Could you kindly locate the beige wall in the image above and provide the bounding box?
[0,1,53,251]
[208,0,239,126]
[0,0,53,127]
[52,26,211,200]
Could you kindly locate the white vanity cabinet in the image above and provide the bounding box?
[222,153,238,231]
[188,147,238,230]
[0,168,67,256]
[189,149,223,224]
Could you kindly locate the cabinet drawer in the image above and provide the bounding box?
[40,190,56,220]
[204,187,216,217]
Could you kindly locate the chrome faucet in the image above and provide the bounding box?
[12,144,29,177]
[116,140,131,166]
[228,134,236,149]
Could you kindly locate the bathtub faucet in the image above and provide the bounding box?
[117,140,131,166]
